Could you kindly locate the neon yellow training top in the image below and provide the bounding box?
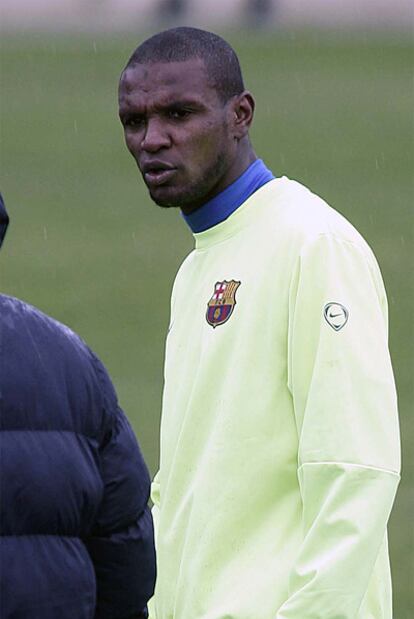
[149,177,400,619]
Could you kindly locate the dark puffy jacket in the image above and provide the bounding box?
[0,294,156,619]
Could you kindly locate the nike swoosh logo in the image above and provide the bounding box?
[324,302,349,331]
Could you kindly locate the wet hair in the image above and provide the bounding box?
[124,27,245,103]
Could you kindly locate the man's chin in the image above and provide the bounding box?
[146,178,212,211]
[148,187,183,209]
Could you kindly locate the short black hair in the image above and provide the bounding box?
[124,27,245,103]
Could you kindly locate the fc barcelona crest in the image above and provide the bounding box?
[206,280,241,328]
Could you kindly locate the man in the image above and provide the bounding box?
[0,194,156,619]
[118,27,401,618]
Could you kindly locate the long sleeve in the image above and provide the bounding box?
[278,233,401,618]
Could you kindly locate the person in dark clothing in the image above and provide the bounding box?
[0,193,156,619]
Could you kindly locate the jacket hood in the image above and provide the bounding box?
[0,193,9,248]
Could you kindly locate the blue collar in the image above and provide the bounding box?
[182,159,275,233]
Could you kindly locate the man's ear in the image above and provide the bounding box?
[231,91,255,140]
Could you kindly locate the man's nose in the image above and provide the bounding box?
[141,118,171,153]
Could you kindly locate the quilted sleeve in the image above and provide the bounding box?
[84,354,156,619]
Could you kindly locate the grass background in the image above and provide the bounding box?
[1,30,413,616]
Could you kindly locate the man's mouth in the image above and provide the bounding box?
[141,161,177,187]
[145,169,177,186]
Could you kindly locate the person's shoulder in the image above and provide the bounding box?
[0,293,116,430]
[169,248,198,301]
[260,176,370,251]
[0,293,88,353]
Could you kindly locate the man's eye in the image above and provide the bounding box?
[125,117,144,128]
[168,109,190,120]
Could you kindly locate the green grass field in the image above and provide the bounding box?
[1,30,413,616]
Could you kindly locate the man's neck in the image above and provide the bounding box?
[180,147,257,216]
[181,158,275,234]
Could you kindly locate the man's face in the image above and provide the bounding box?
[118,58,237,211]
